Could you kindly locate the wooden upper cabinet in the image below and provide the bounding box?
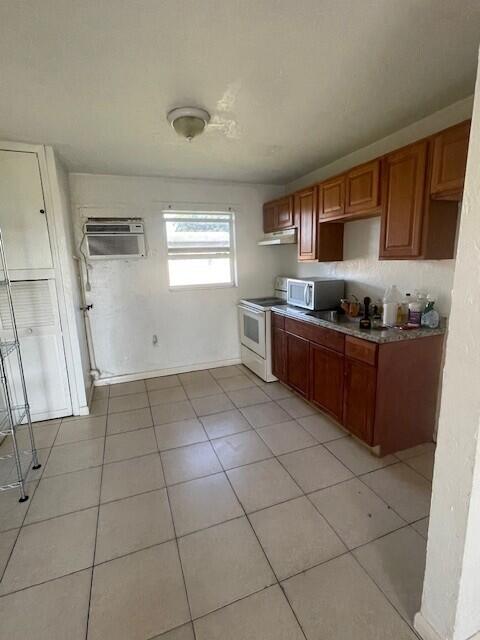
[430,120,470,200]
[263,196,293,233]
[263,201,276,233]
[262,121,468,261]
[345,159,381,215]
[319,176,345,219]
[275,196,294,229]
[295,186,318,261]
[379,140,428,259]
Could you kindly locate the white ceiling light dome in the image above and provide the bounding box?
[167,107,210,142]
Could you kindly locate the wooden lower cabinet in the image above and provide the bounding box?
[271,311,444,455]
[272,327,287,382]
[286,332,309,397]
[343,358,376,445]
[310,343,344,422]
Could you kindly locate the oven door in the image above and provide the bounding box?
[287,279,313,310]
[238,305,266,358]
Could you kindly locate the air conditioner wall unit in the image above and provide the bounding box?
[84,219,146,259]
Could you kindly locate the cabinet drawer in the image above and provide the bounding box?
[272,312,285,329]
[345,336,377,365]
[285,317,344,354]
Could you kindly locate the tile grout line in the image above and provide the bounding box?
[232,409,426,631]
[1,370,433,637]
[205,426,309,640]
[152,412,198,640]
[0,420,61,583]
[255,439,422,635]
[348,541,424,636]
[84,381,109,640]
[1,431,427,530]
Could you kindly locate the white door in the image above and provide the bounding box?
[0,280,72,421]
[0,150,53,271]
[238,305,266,358]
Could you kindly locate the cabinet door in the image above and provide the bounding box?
[272,327,287,382]
[430,120,470,199]
[276,196,294,229]
[379,140,427,259]
[295,187,317,261]
[345,160,381,215]
[310,343,344,421]
[343,358,376,445]
[286,332,309,397]
[0,150,53,271]
[319,176,345,219]
[263,202,276,233]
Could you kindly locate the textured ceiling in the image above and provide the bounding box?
[0,0,479,184]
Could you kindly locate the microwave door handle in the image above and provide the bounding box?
[305,285,311,307]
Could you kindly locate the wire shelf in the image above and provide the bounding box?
[0,405,28,434]
[0,227,40,500]
[0,341,18,359]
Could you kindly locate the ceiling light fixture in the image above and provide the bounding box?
[167,107,210,142]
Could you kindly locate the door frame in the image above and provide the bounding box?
[0,140,89,417]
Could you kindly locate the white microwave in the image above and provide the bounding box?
[286,278,345,310]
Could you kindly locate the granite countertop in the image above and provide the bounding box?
[271,304,446,344]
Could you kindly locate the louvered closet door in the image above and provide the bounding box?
[0,280,71,421]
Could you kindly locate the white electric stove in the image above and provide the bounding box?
[238,277,288,382]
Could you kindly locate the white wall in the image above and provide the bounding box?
[415,52,480,640]
[69,173,286,382]
[281,96,473,316]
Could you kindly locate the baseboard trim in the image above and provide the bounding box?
[94,358,242,386]
[414,613,444,640]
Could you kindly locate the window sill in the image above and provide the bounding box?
[168,282,238,293]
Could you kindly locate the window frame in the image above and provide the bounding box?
[162,207,238,291]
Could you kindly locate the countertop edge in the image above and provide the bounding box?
[270,305,446,344]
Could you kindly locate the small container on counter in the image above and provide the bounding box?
[371,305,383,329]
[359,297,371,330]
[408,299,422,326]
[421,296,440,328]
[382,285,401,326]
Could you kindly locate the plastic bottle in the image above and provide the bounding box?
[421,295,440,328]
[399,293,411,324]
[408,293,422,325]
[415,291,427,313]
[382,285,401,327]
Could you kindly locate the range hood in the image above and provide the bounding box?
[257,228,297,246]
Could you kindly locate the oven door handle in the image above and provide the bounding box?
[238,305,264,316]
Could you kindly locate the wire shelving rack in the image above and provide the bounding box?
[0,228,40,501]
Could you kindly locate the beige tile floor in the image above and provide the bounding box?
[0,364,434,639]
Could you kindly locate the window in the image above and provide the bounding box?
[163,210,236,289]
